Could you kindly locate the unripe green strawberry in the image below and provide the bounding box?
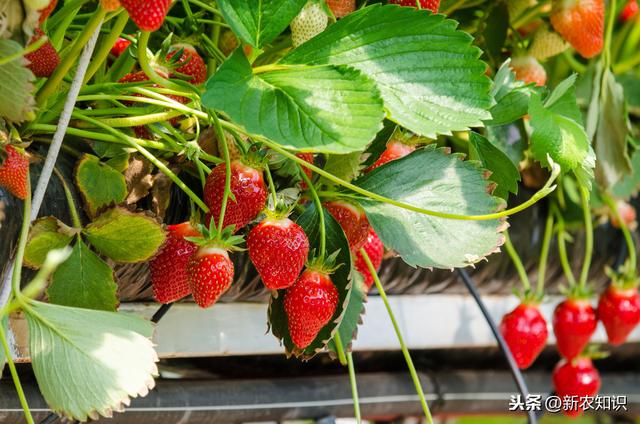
[291,2,328,48]
[529,26,568,60]
[510,55,547,86]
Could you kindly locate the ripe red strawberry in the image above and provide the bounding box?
[38,0,57,24]
[296,152,314,189]
[25,29,60,78]
[510,56,547,86]
[529,26,568,61]
[248,217,309,290]
[354,228,384,289]
[166,44,207,85]
[326,0,356,17]
[500,303,548,369]
[150,222,199,303]
[366,140,415,172]
[621,0,638,21]
[204,160,267,232]
[284,269,338,349]
[598,285,640,346]
[552,357,601,417]
[110,37,131,57]
[0,145,29,200]
[550,0,604,58]
[610,200,636,229]
[553,298,597,360]
[388,0,440,13]
[324,200,370,250]
[120,0,171,32]
[187,246,234,308]
[290,2,328,47]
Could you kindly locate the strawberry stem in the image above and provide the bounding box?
[332,331,348,366]
[603,0,618,68]
[137,31,184,92]
[299,162,326,261]
[602,193,637,275]
[536,211,554,296]
[360,248,434,424]
[503,231,531,292]
[0,322,34,424]
[83,10,130,83]
[52,167,82,228]
[263,164,278,202]
[211,112,232,234]
[578,184,593,289]
[346,352,362,423]
[554,206,577,287]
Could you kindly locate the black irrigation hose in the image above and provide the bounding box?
[38,414,58,424]
[151,302,174,324]
[457,268,537,424]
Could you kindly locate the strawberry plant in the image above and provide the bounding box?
[0,0,639,422]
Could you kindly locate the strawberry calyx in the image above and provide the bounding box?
[560,283,593,301]
[574,345,609,363]
[306,250,342,275]
[605,263,639,290]
[515,288,544,306]
[186,221,244,251]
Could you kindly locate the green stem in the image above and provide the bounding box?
[603,0,617,68]
[562,50,587,74]
[332,331,348,366]
[512,1,549,28]
[211,113,231,233]
[52,168,82,228]
[83,10,129,83]
[248,131,559,222]
[613,50,640,74]
[73,111,209,212]
[137,31,184,91]
[578,185,593,289]
[299,165,326,260]
[0,37,46,66]
[0,323,34,424]
[346,351,362,423]
[264,164,278,201]
[536,212,554,296]
[555,212,577,287]
[12,174,31,298]
[503,231,531,292]
[361,249,433,424]
[37,8,107,105]
[188,0,224,16]
[93,110,183,127]
[602,193,637,273]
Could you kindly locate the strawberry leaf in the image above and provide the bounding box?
[217,0,307,48]
[283,4,493,139]
[47,239,118,311]
[83,207,166,263]
[355,145,505,268]
[25,301,157,421]
[485,60,536,126]
[327,271,367,353]
[468,132,520,200]
[320,151,363,185]
[268,203,353,359]
[612,148,640,199]
[75,154,127,217]
[23,217,75,269]
[0,39,35,122]
[203,50,385,154]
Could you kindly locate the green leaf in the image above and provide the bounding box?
[354,146,505,268]
[25,301,157,421]
[486,60,535,126]
[320,152,363,184]
[217,0,307,48]
[479,2,509,68]
[612,147,640,199]
[75,154,127,217]
[83,207,166,263]
[203,50,384,153]
[592,69,632,189]
[468,132,520,199]
[269,203,353,359]
[485,123,526,167]
[328,271,366,352]
[0,39,35,122]
[23,217,74,269]
[283,5,493,138]
[47,240,118,311]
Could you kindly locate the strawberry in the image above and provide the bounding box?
[354,228,384,289]
[510,56,547,86]
[550,0,604,58]
[326,0,356,18]
[284,269,338,349]
[100,0,121,11]
[25,29,60,78]
[110,37,131,57]
[0,145,29,200]
[366,140,415,172]
[248,217,310,290]
[388,0,440,13]
[290,2,328,48]
[120,0,171,32]
[324,200,370,250]
[296,152,314,189]
[598,285,640,346]
[552,357,601,417]
[38,0,57,24]
[553,298,597,360]
[187,246,234,308]
[150,222,200,303]
[529,26,568,61]
[621,0,639,21]
[203,160,268,232]
[610,200,637,229]
[499,303,548,369]
[166,44,207,85]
